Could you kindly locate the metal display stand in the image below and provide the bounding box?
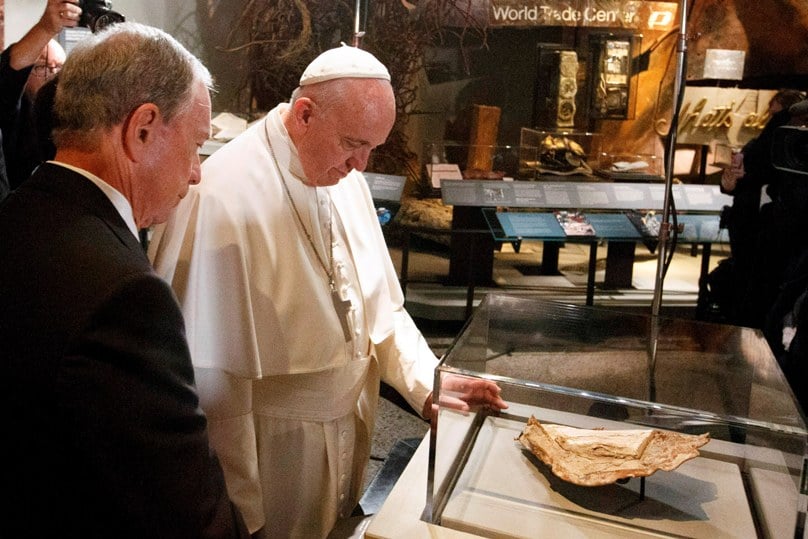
[482,209,727,306]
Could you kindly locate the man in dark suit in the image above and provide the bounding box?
[0,22,249,538]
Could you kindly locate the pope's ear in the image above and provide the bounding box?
[291,97,315,127]
[122,103,162,161]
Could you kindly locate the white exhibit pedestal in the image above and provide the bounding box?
[366,411,799,538]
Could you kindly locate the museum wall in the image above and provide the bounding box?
[602,0,808,168]
[421,0,808,173]
[3,0,807,180]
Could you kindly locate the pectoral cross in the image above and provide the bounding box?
[331,284,353,342]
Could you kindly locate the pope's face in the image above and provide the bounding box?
[296,81,396,187]
[138,80,211,227]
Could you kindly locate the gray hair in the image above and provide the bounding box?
[53,22,212,148]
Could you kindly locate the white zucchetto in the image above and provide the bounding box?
[299,43,390,86]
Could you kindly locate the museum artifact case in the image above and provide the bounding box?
[423,141,525,188]
[519,127,603,179]
[594,151,664,182]
[427,294,807,538]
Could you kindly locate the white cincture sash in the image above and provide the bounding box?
[252,357,370,421]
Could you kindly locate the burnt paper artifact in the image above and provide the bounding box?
[517,416,710,487]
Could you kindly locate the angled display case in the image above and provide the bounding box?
[425,294,807,538]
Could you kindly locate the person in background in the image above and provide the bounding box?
[709,89,806,325]
[0,136,7,199]
[0,22,248,538]
[31,73,60,160]
[0,0,77,192]
[734,95,808,330]
[719,90,804,256]
[149,44,507,538]
[762,99,808,410]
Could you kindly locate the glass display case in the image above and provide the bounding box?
[519,128,603,179]
[422,141,526,190]
[427,294,807,538]
[594,152,665,182]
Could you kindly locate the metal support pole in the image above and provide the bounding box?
[649,0,689,399]
[651,0,689,321]
[352,0,366,47]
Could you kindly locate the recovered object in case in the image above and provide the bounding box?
[537,134,590,174]
[517,416,710,486]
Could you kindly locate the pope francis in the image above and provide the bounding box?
[149,45,439,538]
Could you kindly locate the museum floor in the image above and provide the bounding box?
[335,237,732,538]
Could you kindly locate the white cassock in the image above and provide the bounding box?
[149,103,437,538]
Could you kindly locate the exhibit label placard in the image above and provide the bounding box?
[363,173,406,202]
[441,179,732,212]
[486,0,678,30]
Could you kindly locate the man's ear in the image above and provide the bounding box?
[122,103,161,161]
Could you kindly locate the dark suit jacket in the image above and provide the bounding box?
[0,163,248,538]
